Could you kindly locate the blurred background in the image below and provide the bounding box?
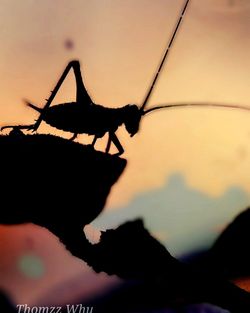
[0,0,250,307]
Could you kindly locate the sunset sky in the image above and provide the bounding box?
[1,0,250,205]
[1,0,250,306]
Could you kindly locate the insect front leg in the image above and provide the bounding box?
[106,132,124,156]
[69,133,78,141]
[105,133,112,153]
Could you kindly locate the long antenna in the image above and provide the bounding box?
[141,0,191,111]
[143,102,250,115]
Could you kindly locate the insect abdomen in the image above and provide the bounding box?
[40,103,122,137]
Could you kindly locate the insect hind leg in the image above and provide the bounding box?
[1,124,35,132]
[71,60,93,105]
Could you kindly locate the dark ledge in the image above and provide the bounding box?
[1,132,250,313]
[0,133,126,244]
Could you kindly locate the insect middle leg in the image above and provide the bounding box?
[92,135,98,147]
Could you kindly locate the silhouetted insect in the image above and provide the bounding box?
[2,0,250,155]
[1,0,192,155]
[2,59,150,155]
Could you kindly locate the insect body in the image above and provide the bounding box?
[28,102,140,138]
[2,60,144,155]
[24,73,143,156]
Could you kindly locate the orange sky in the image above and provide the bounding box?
[2,0,250,208]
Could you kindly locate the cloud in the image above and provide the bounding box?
[93,173,250,257]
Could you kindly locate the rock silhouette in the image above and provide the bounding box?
[207,207,250,279]
[86,219,178,279]
[80,219,250,313]
[0,292,16,313]
[0,132,250,313]
[0,133,126,235]
[0,132,126,311]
